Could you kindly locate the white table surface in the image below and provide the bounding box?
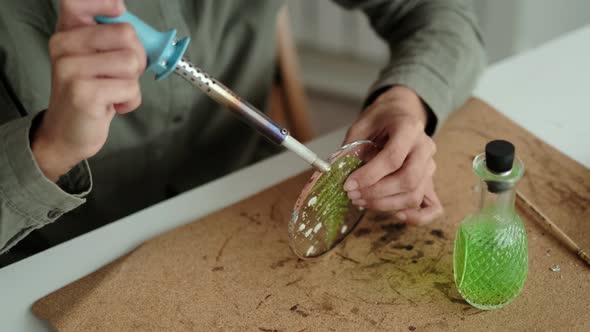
[2,24,589,332]
[474,24,590,169]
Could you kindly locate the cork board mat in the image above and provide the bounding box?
[33,99,590,331]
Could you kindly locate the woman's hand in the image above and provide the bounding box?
[32,0,145,182]
[343,85,443,225]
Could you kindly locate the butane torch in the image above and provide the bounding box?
[95,12,331,173]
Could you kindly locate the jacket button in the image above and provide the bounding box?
[47,209,63,219]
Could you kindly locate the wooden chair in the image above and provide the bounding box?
[268,6,315,143]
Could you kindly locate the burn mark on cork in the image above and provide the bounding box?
[371,212,392,222]
[354,228,371,237]
[379,223,407,242]
[430,229,445,239]
[270,257,293,269]
[290,304,309,317]
[392,244,414,251]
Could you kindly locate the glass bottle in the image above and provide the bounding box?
[453,140,528,310]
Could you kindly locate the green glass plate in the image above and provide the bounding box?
[288,140,379,258]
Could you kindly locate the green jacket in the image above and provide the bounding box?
[0,0,485,261]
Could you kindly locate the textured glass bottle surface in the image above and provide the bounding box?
[454,209,528,310]
[453,149,528,310]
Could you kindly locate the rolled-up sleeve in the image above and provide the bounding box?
[0,114,92,254]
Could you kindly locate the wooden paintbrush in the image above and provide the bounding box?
[516,190,590,267]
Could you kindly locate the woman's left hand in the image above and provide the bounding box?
[343,85,443,225]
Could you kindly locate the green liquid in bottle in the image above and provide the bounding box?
[453,140,528,310]
[454,210,528,310]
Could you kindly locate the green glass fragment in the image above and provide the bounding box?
[308,155,363,247]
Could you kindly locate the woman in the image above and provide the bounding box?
[0,0,485,263]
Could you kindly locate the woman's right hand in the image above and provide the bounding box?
[32,0,146,182]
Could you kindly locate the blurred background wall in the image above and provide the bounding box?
[287,0,590,134]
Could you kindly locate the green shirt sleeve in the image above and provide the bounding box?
[333,0,487,133]
[0,1,93,254]
[0,101,92,255]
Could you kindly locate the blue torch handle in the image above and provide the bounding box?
[95,11,190,80]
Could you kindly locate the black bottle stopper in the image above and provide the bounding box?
[486,140,515,173]
[485,140,515,193]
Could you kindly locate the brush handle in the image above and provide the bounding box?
[95,11,189,80]
[516,191,590,267]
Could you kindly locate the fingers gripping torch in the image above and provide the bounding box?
[95,12,331,173]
